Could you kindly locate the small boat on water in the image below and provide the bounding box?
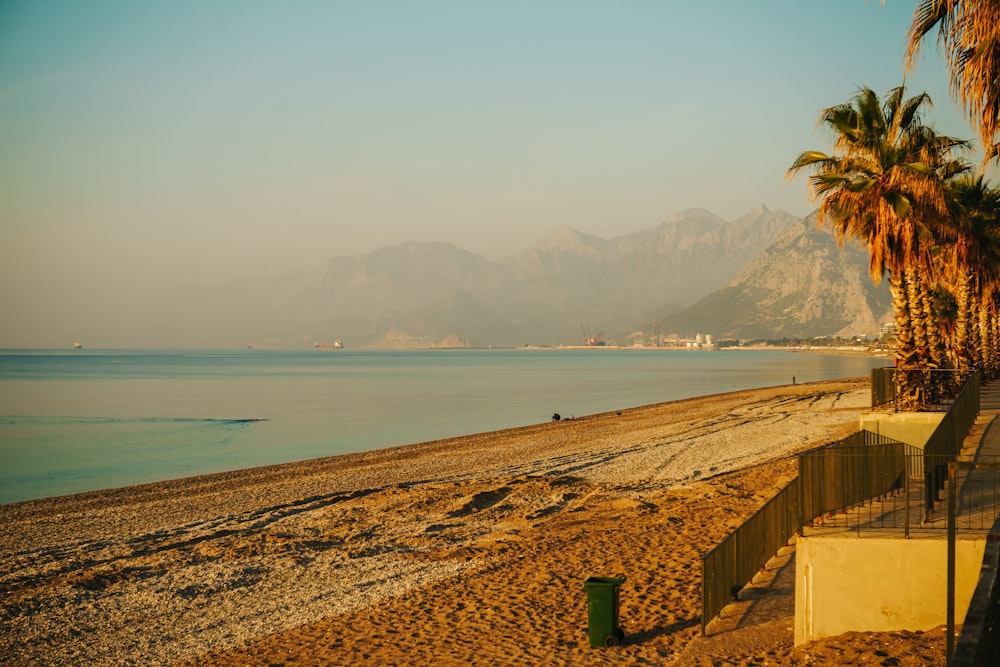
[314,339,344,349]
[73,341,83,349]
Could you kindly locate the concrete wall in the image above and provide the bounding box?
[795,534,987,645]
[860,412,945,450]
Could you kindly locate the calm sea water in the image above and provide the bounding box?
[0,348,887,504]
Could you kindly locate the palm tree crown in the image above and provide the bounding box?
[904,0,1000,163]
[788,85,973,381]
[787,86,968,281]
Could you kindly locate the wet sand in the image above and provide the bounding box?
[0,377,947,665]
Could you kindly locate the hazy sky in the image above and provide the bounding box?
[0,1,985,347]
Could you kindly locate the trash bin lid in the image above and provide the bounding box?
[583,576,626,587]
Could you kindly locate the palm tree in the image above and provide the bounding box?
[941,175,1000,368]
[787,86,969,382]
[904,0,1000,163]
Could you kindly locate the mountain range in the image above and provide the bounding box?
[185,204,891,349]
[650,212,895,342]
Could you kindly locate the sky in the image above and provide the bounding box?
[0,1,989,347]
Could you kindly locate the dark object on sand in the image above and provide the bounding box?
[584,576,626,647]
[552,413,561,422]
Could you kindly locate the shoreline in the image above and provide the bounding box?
[1,346,890,507]
[3,344,892,354]
[1,375,861,513]
[1,377,941,665]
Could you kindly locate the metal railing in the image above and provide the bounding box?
[702,372,984,634]
[701,477,800,633]
[701,432,914,633]
[925,373,981,519]
[701,445,998,635]
[872,367,977,411]
[951,530,1000,666]
[871,367,897,410]
[799,441,909,529]
[798,452,1000,536]
[801,372,982,531]
[948,460,1000,665]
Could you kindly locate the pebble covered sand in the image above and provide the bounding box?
[0,378,949,665]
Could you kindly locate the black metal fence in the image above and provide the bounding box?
[871,367,897,410]
[949,460,1000,665]
[702,372,984,634]
[923,373,980,519]
[701,477,800,633]
[799,434,909,527]
[802,372,982,533]
[700,433,921,633]
[872,367,977,411]
[951,531,1000,667]
[798,452,1000,536]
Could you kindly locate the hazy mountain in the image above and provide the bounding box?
[650,215,894,341]
[168,205,895,348]
[499,205,798,311]
[237,206,800,347]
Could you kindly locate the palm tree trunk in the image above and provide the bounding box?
[892,270,923,410]
[971,289,985,371]
[923,281,950,369]
[892,270,915,365]
[906,267,929,367]
[983,295,1000,380]
[954,270,973,370]
[979,297,994,379]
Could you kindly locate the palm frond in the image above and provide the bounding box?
[904,0,1000,165]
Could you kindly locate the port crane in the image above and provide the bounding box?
[580,323,606,346]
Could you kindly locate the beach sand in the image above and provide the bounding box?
[0,378,947,665]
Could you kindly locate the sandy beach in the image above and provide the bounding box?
[0,377,948,665]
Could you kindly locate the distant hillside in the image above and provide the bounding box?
[166,205,892,348]
[650,215,894,340]
[224,205,796,347]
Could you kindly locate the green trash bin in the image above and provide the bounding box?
[583,576,626,647]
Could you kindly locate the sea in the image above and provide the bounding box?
[0,348,889,505]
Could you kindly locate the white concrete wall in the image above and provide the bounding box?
[795,534,987,645]
[859,412,944,450]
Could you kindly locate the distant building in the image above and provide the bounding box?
[880,322,898,341]
[682,333,716,349]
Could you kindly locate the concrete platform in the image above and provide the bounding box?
[685,381,1000,658]
[794,382,1000,644]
